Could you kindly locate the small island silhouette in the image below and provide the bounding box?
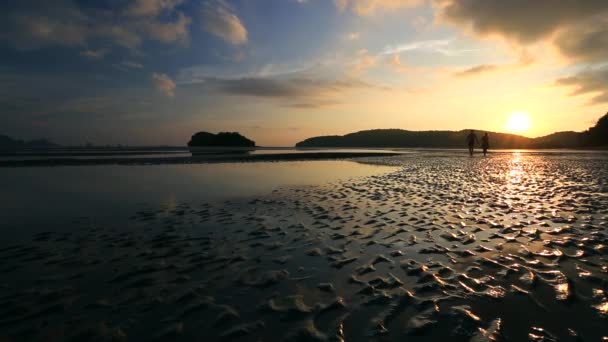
[187,131,255,147]
[296,112,608,149]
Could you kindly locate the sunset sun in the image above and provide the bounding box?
[506,111,531,133]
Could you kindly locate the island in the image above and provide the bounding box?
[187,131,255,147]
[296,112,608,149]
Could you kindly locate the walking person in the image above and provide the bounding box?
[466,130,478,156]
[481,133,490,156]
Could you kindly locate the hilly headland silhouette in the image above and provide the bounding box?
[296,112,608,149]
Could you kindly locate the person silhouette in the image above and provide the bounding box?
[466,130,478,156]
[481,133,490,156]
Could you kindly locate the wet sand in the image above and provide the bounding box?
[0,153,607,341]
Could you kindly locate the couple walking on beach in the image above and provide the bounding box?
[466,130,490,156]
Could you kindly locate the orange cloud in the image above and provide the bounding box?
[336,0,424,15]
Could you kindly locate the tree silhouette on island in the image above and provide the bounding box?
[187,131,255,147]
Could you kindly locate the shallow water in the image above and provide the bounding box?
[1,161,396,237]
[0,152,607,341]
[0,147,403,161]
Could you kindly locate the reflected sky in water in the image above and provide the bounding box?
[0,161,396,237]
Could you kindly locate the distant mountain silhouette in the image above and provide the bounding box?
[527,131,582,149]
[296,112,608,149]
[585,113,608,146]
[188,131,255,147]
[0,135,58,149]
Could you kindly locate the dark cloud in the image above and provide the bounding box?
[217,78,308,97]
[435,0,608,68]
[0,0,191,51]
[214,76,370,96]
[556,67,608,104]
[188,76,373,108]
[554,17,608,63]
[435,0,608,44]
[0,1,89,49]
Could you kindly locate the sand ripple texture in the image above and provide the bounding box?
[1,153,607,341]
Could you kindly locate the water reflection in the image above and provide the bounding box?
[0,161,397,238]
[507,152,523,184]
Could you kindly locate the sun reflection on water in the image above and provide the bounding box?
[506,153,525,194]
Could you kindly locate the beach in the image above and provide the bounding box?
[1,151,607,341]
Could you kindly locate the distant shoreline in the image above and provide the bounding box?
[2,148,607,167]
[2,145,606,155]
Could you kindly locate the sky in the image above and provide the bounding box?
[1,0,607,146]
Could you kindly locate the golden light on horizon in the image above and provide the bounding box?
[506,111,532,133]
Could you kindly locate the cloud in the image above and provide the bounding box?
[434,0,608,64]
[98,24,142,49]
[214,77,371,98]
[176,55,387,109]
[553,17,608,63]
[113,60,144,72]
[285,101,341,109]
[127,0,184,17]
[142,12,191,45]
[152,73,176,97]
[411,15,429,31]
[0,3,89,49]
[346,32,361,40]
[452,52,534,77]
[350,49,377,74]
[334,0,349,12]
[182,65,375,108]
[175,60,341,84]
[80,48,110,60]
[381,39,450,55]
[121,61,144,69]
[555,67,608,104]
[386,55,410,72]
[1,1,192,52]
[433,1,608,101]
[336,0,424,15]
[434,0,608,44]
[203,0,248,45]
[352,39,483,74]
[453,64,497,77]
[381,38,483,57]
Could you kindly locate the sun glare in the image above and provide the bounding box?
[506,111,531,133]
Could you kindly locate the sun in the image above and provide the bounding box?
[506,111,531,133]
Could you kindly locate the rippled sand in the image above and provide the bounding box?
[1,153,607,341]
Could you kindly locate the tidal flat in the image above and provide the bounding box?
[0,152,607,341]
